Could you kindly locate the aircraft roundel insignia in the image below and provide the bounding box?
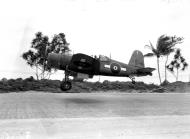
[110,63,121,74]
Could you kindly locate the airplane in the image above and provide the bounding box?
[47,50,155,91]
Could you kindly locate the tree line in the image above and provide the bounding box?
[22,32,188,84]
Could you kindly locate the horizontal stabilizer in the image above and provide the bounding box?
[137,67,155,76]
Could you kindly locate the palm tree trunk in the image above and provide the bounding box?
[176,68,179,81]
[157,57,162,84]
[165,55,169,81]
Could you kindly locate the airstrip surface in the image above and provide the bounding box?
[0,92,190,139]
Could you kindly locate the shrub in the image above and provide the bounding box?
[24,76,35,82]
[1,78,8,82]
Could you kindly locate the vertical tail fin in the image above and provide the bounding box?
[128,50,145,68]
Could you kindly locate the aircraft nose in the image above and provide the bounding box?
[47,53,72,69]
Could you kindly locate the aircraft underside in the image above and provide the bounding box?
[60,70,136,91]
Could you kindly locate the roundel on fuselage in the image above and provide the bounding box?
[110,63,121,74]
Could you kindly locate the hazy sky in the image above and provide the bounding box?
[0,0,190,84]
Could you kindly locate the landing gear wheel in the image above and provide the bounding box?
[60,81,72,91]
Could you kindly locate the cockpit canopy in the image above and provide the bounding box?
[99,55,110,62]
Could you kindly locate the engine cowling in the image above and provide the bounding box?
[47,53,72,70]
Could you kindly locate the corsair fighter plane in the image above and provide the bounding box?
[47,50,155,91]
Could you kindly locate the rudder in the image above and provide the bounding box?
[128,50,144,68]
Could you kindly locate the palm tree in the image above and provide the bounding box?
[144,40,162,84]
[159,35,183,82]
[144,35,183,84]
[167,49,188,81]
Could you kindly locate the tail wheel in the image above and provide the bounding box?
[132,80,136,84]
[129,76,135,84]
[60,81,72,91]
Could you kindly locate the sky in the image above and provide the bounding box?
[0,0,190,84]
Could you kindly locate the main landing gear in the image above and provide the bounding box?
[60,81,72,91]
[129,76,136,84]
[60,67,72,91]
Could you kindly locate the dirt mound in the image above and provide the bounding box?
[163,81,190,93]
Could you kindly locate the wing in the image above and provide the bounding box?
[68,53,99,77]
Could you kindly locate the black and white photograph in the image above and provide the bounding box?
[0,0,190,138]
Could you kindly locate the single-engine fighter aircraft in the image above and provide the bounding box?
[47,50,155,91]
